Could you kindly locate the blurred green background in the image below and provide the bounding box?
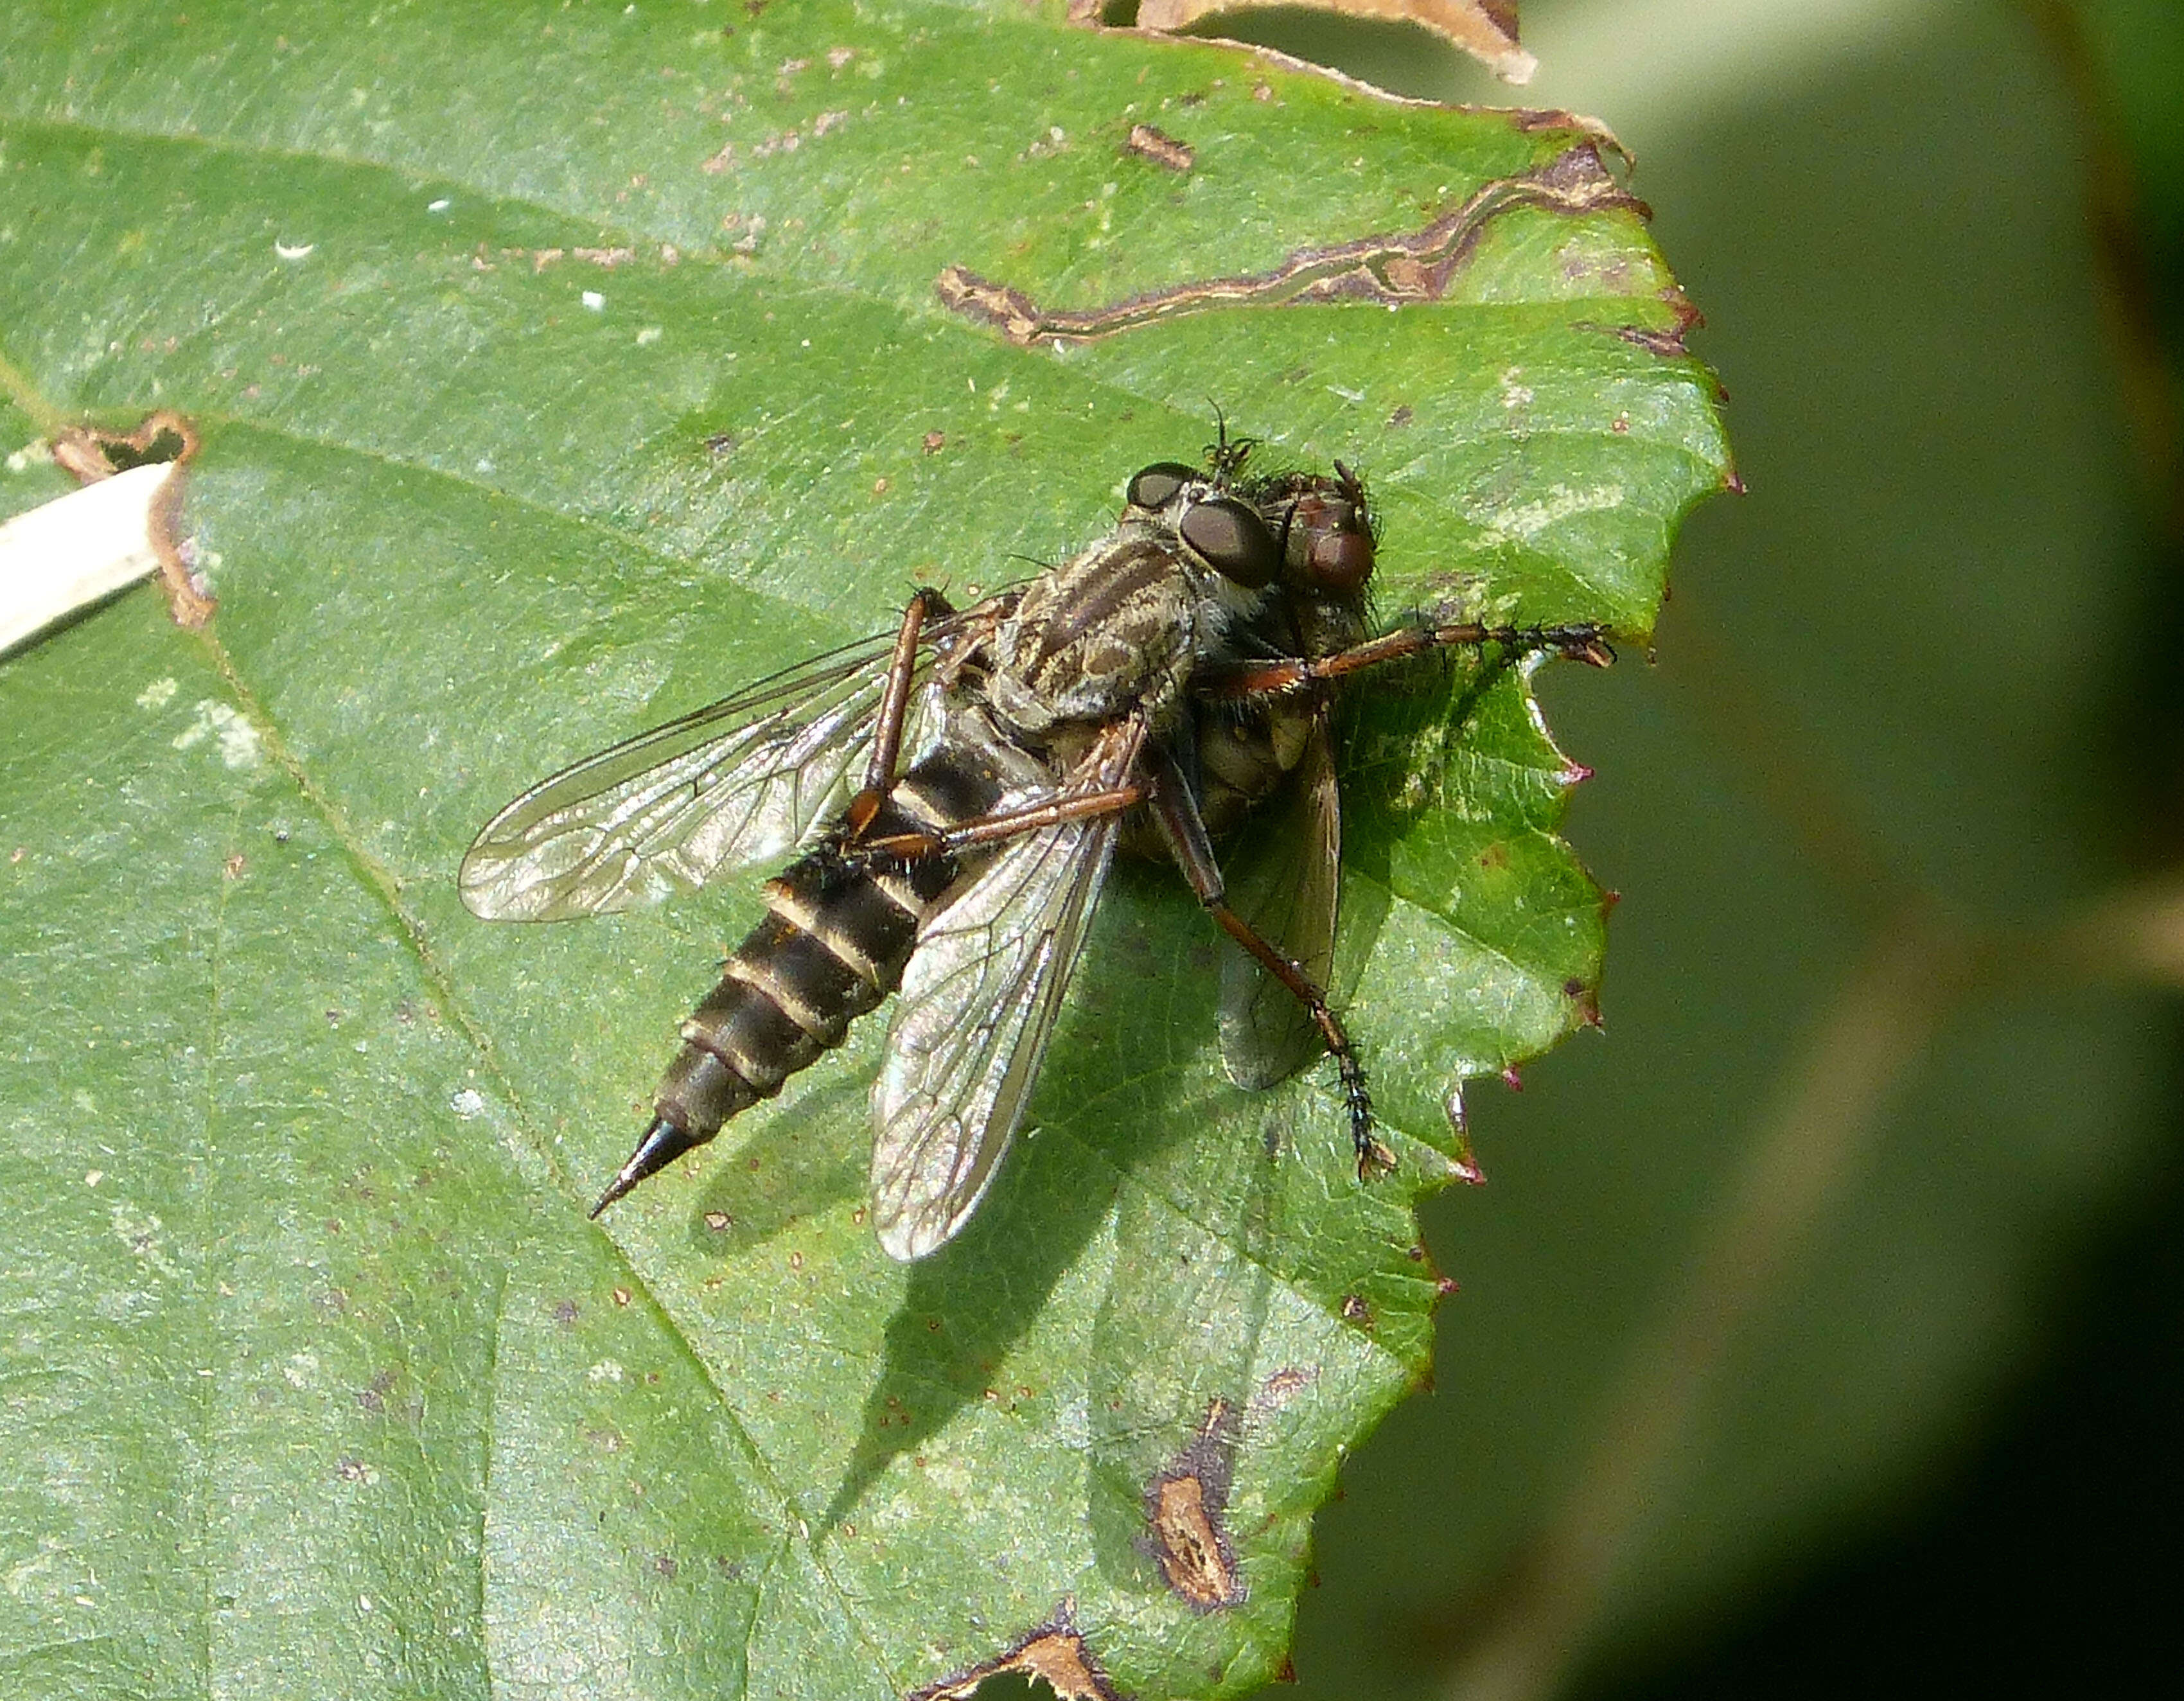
[1174,1,2184,1697]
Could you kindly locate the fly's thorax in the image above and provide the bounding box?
[987,525,1220,736]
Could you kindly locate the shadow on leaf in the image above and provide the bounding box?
[687,1073,870,1252]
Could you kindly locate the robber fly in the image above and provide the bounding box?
[459,440,1612,1259]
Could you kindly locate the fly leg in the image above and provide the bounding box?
[840,586,955,840]
[1145,747,1389,1179]
[832,782,1149,873]
[1200,617,1615,702]
[831,715,1154,875]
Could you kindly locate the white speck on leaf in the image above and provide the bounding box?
[274,240,314,260]
[587,1359,626,1384]
[427,198,450,213]
[136,676,178,710]
[581,290,605,310]
[636,326,662,346]
[450,1088,486,1118]
[1479,482,1629,542]
[110,1202,179,1276]
[172,700,263,770]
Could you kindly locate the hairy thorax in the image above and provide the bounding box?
[983,525,1212,737]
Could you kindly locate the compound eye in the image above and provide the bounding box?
[1309,527,1375,595]
[1126,463,1197,512]
[1180,497,1281,588]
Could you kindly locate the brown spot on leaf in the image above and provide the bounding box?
[908,1600,1119,1701]
[1340,1294,1375,1328]
[1249,1365,1317,1419]
[936,143,1640,346]
[1125,123,1194,172]
[1614,324,1693,358]
[1141,1398,1246,1612]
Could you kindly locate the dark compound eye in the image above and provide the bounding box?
[1179,497,1281,588]
[1308,526,1375,595]
[1125,463,1197,511]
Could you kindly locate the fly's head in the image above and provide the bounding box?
[1252,462,1377,604]
[1125,454,1376,608]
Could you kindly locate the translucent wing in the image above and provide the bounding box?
[461,627,944,921]
[870,809,1120,1261]
[1219,714,1342,1089]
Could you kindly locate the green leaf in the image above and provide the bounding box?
[0,3,1727,1697]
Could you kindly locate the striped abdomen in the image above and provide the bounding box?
[647,744,1008,1152]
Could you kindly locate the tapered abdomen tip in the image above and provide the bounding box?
[590,1115,707,1218]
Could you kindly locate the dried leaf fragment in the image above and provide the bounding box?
[4,410,212,648]
[1136,0,1537,85]
[1,462,186,654]
[1125,122,1195,172]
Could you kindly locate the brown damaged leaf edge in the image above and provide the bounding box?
[908,1598,1122,1701]
[1141,1397,1247,1613]
[1574,290,1710,365]
[936,143,1642,346]
[53,410,215,629]
[1133,0,1537,86]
